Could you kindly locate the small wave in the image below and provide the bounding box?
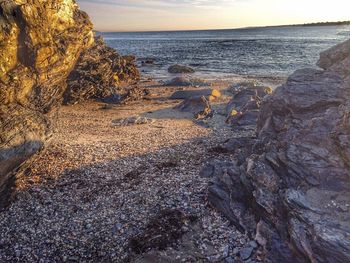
[337,31,350,36]
[102,27,345,79]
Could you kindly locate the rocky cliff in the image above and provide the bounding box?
[207,39,350,262]
[0,0,139,209]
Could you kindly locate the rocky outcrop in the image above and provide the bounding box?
[207,39,350,262]
[64,36,140,104]
[0,0,94,209]
[0,1,141,209]
[317,38,350,80]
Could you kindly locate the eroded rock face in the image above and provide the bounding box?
[0,0,93,209]
[208,39,350,262]
[318,38,350,79]
[64,36,140,104]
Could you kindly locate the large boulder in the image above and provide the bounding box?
[207,39,350,262]
[0,0,93,209]
[226,82,272,126]
[318,38,350,79]
[174,89,221,119]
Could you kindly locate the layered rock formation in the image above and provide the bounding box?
[0,0,139,209]
[0,0,94,209]
[207,39,350,262]
[64,36,140,104]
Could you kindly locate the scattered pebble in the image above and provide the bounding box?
[0,81,258,262]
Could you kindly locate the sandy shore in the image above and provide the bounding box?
[0,78,283,262]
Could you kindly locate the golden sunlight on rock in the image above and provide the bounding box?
[1,0,350,262]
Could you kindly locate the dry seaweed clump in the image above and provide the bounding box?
[129,209,197,254]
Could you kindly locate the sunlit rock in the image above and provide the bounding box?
[64,36,140,104]
[0,0,93,209]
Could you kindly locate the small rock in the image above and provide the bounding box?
[232,247,239,255]
[239,246,254,260]
[112,116,155,126]
[68,256,79,261]
[248,240,258,249]
[222,245,230,258]
[140,58,155,64]
[168,64,195,74]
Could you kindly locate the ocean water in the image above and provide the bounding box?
[100,26,350,80]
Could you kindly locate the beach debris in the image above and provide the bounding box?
[168,64,195,74]
[129,209,196,254]
[112,116,155,126]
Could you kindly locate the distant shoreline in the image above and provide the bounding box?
[97,21,350,34]
[244,20,350,30]
[299,21,350,27]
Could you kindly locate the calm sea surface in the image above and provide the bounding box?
[99,26,350,80]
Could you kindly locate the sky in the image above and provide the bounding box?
[76,0,350,32]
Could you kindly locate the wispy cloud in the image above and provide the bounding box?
[78,0,238,9]
[77,0,349,32]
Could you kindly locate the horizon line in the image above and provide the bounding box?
[94,20,350,33]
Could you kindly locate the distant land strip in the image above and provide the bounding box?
[300,21,350,27]
[95,21,350,33]
[242,20,350,30]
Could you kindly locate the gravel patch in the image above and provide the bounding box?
[0,83,259,262]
